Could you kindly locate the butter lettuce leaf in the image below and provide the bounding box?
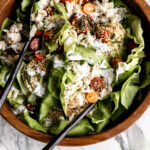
[117,14,145,81]
[16,62,29,95]
[20,111,47,132]
[0,18,14,40]
[45,22,71,53]
[49,119,94,136]
[70,44,111,67]
[40,67,65,123]
[110,0,131,12]
[0,66,10,87]
[39,93,61,123]
[140,62,150,88]
[121,66,141,109]
[48,67,66,99]
[126,15,145,63]
[60,70,75,115]
[21,0,34,12]
[7,90,25,109]
[53,2,68,20]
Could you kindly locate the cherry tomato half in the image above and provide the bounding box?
[35,31,43,37]
[96,27,110,43]
[90,77,106,92]
[86,92,98,103]
[34,51,45,61]
[82,3,95,15]
[111,58,123,69]
[29,38,41,51]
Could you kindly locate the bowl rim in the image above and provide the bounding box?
[0,0,150,147]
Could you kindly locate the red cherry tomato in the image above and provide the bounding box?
[44,32,50,40]
[71,16,78,24]
[35,31,43,37]
[34,52,45,61]
[44,5,53,16]
[96,29,109,39]
[128,40,138,50]
[90,77,106,92]
[96,27,110,43]
[29,38,41,51]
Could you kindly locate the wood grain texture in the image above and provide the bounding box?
[0,0,15,26]
[0,0,150,146]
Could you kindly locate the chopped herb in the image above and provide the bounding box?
[112,41,121,43]
[87,17,93,26]
[91,23,97,34]
[52,9,58,15]
[94,23,97,31]
[103,24,110,27]
[111,34,115,39]
[80,17,83,30]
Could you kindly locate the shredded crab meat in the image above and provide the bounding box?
[64,62,114,120]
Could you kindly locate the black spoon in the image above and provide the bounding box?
[0,0,37,110]
[42,100,99,150]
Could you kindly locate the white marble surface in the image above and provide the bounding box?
[0,0,150,150]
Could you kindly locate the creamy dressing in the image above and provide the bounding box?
[12,105,27,115]
[65,1,84,19]
[53,55,65,68]
[9,43,25,52]
[0,23,25,64]
[27,68,36,76]
[0,41,6,51]
[116,58,139,80]
[92,0,127,23]
[33,82,46,97]
[3,23,23,44]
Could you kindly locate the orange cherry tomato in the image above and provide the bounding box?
[82,3,95,15]
[34,52,45,61]
[111,58,123,69]
[86,92,98,103]
[74,0,79,3]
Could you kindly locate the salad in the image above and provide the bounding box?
[0,0,150,136]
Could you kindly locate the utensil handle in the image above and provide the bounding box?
[42,101,98,150]
[0,40,31,110]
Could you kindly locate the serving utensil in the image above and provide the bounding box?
[0,0,36,110]
[42,101,99,150]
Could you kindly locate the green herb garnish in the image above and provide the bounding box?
[112,41,121,43]
[80,17,83,30]
[111,34,115,39]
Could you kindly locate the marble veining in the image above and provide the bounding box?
[1,106,150,150]
[0,0,150,149]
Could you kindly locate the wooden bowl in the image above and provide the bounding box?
[0,0,150,146]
